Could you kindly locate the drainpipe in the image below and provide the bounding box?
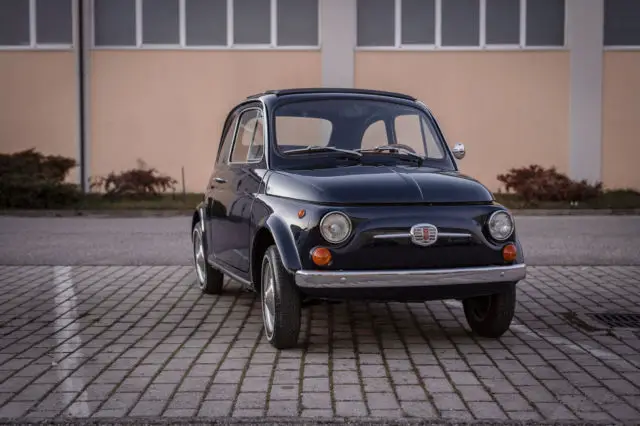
[75,0,90,192]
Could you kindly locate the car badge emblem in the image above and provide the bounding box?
[410,224,438,247]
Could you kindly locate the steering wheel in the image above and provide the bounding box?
[376,144,417,154]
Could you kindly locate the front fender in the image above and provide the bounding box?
[265,214,303,273]
[515,235,525,265]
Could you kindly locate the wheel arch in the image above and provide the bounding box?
[250,214,303,291]
[191,202,206,234]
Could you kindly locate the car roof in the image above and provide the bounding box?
[245,88,417,102]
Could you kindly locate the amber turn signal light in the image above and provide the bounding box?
[502,243,517,262]
[311,247,332,266]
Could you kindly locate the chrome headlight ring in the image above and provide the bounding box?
[487,210,515,241]
[319,211,352,244]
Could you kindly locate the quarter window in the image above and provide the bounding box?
[230,109,264,163]
[217,115,239,165]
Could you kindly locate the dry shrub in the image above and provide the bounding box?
[497,165,603,203]
[90,160,177,198]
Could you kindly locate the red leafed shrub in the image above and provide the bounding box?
[89,160,177,198]
[497,165,603,203]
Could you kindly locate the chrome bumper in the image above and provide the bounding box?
[294,264,526,289]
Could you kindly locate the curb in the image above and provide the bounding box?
[0,208,639,218]
[0,209,193,218]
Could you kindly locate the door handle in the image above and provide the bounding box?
[214,177,227,184]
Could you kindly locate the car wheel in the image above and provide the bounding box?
[261,245,301,349]
[192,223,224,295]
[462,285,516,338]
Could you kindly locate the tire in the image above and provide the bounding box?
[192,223,224,295]
[260,245,301,349]
[462,285,516,338]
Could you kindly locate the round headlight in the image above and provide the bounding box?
[319,211,352,244]
[488,210,514,241]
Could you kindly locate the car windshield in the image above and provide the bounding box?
[272,98,455,170]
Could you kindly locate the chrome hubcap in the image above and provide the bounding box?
[193,229,206,286]
[262,261,276,339]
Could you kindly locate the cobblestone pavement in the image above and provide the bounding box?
[0,266,639,424]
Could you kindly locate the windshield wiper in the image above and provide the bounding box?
[357,145,424,165]
[283,145,362,158]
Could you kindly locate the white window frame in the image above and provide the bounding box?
[0,0,77,50]
[92,0,320,50]
[357,0,568,51]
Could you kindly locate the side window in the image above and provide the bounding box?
[216,114,238,165]
[230,109,264,163]
[361,119,387,150]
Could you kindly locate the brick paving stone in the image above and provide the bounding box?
[1,265,640,423]
[198,400,233,417]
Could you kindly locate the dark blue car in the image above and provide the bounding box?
[191,88,526,349]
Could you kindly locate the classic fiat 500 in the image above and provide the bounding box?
[191,88,526,349]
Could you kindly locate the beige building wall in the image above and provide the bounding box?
[602,52,640,190]
[355,51,571,192]
[90,51,322,193]
[0,52,79,183]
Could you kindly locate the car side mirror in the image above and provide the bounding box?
[452,143,465,160]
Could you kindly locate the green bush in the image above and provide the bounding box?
[0,149,80,208]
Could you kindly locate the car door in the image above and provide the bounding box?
[209,104,265,273]
[204,108,238,262]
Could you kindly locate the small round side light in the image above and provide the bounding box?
[502,244,517,262]
[311,247,332,266]
[298,209,306,219]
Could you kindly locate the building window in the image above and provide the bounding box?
[441,0,480,46]
[186,0,227,46]
[233,0,271,45]
[356,0,566,49]
[605,0,640,47]
[486,0,520,45]
[525,0,565,47]
[142,0,180,45]
[0,0,73,48]
[277,0,318,46]
[402,0,435,45]
[94,0,136,46]
[93,0,319,49]
[357,0,395,47]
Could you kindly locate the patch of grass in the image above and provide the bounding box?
[75,192,204,210]
[495,189,640,210]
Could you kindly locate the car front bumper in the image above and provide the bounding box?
[294,264,526,289]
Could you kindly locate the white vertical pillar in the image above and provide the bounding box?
[567,0,604,183]
[320,0,357,88]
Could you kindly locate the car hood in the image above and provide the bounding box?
[265,165,493,204]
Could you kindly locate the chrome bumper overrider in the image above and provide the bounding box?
[294,264,526,289]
